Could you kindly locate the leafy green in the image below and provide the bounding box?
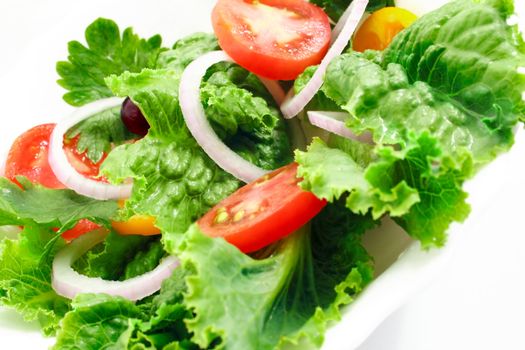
[53,294,143,350]
[309,0,395,21]
[66,106,137,163]
[0,224,70,335]
[382,0,525,128]
[73,232,160,281]
[170,203,375,350]
[0,177,117,229]
[53,270,194,350]
[157,33,219,72]
[295,0,524,247]
[100,34,291,236]
[57,18,163,106]
[296,137,472,247]
[0,178,119,334]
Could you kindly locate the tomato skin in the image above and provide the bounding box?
[4,123,105,239]
[212,0,331,80]
[353,7,417,52]
[61,219,101,241]
[5,124,65,189]
[198,163,327,253]
[111,215,161,236]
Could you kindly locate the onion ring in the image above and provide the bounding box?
[52,228,179,301]
[280,0,369,119]
[48,97,132,200]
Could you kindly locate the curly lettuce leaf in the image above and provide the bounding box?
[295,0,524,247]
[57,18,162,106]
[296,137,471,247]
[169,203,375,350]
[101,35,291,235]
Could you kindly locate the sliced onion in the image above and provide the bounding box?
[52,229,179,301]
[179,50,270,183]
[257,76,287,105]
[48,97,133,200]
[280,0,369,119]
[308,111,373,144]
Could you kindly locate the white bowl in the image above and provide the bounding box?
[0,1,524,349]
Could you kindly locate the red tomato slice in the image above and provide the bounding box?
[198,163,327,253]
[212,0,331,80]
[5,124,64,189]
[60,219,101,241]
[4,123,105,239]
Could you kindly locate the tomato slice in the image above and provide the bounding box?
[198,163,326,253]
[353,7,417,52]
[212,0,331,80]
[111,215,161,236]
[4,123,105,239]
[5,124,64,189]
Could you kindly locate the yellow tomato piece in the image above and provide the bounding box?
[353,7,417,52]
[111,214,161,236]
[112,199,161,236]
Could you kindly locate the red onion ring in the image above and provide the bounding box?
[280,0,369,119]
[179,50,272,183]
[48,97,133,200]
[307,111,373,144]
[52,228,179,301]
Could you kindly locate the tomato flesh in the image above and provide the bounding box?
[111,215,161,236]
[212,0,331,80]
[353,7,417,52]
[4,123,105,239]
[5,124,65,189]
[198,163,327,253]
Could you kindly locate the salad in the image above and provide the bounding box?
[0,0,524,349]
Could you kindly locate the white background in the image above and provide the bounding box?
[0,1,524,350]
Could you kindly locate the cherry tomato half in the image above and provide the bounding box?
[353,7,417,52]
[198,163,327,253]
[4,123,105,239]
[212,0,331,80]
[111,215,161,236]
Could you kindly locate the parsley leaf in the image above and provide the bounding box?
[56,18,163,106]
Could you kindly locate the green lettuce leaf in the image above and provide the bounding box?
[100,34,291,235]
[0,224,70,335]
[53,270,195,350]
[170,202,375,350]
[0,178,119,334]
[53,293,143,350]
[157,33,219,72]
[383,0,525,125]
[57,18,163,106]
[295,0,524,247]
[296,137,472,247]
[72,232,161,281]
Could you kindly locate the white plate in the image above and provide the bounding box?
[0,1,524,350]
